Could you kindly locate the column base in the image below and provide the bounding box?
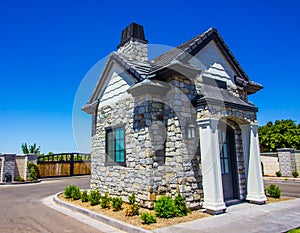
[246,194,267,205]
[203,201,226,215]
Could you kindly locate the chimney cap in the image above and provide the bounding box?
[117,22,148,48]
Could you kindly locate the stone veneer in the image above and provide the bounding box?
[0,154,38,182]
[91,74,203,209]
[278,148,297,177]
[91,72,258,208]
[117,39,148,61]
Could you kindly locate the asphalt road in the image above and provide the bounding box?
[264,179,300,198]
[0,176,102,233]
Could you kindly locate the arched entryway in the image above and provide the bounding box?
[218,122,238,201]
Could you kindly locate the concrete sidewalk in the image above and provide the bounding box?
[154,198,300,233]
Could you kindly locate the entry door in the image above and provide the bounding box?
[219,124,237,200]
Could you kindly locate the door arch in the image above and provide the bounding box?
[218,122,238,201]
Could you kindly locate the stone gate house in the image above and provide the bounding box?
[83,23,266,214]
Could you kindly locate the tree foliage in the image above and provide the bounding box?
[21,143,41,154]
[258,119,300,152]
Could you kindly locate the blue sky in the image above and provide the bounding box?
[0,0,299,154]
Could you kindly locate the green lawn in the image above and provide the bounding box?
[287,228,300,233]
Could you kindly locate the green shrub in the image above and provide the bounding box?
[141,212,157,224]
[265,184,281,198]
[89,190,101,206]
[128,193,136,204]
[71,186,81,200]
[125,203,140,216]
[14,176,25,182]
[292,171,299,178]
[276,171,282,177]
[64,185,78,198]
[112,197,123,211]
[100,192,111,209]
[154,196,175,218]
[174,195,190,217]
[81,190,89,202]
[27,162,39,180]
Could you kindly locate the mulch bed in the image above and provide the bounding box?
[58,194,292,230]
[58,194,210,230]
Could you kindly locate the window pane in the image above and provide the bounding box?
[221,159,224,174]
[106,126,125,164]
[107,130,115,162]
[224,159,229,173]
[116,150,125,163]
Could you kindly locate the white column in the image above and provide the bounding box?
[0,155,4,182]
[246,124,267,203]
[197,118,226,214]
[240,124,250,180]
[24,155,28,180]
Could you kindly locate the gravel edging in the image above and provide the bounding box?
[53,192,152,233]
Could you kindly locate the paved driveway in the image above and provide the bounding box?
[0,176,101,233]
[264,179,300,198]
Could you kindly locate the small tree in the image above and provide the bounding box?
[22,143,41,154]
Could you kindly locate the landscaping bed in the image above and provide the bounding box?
[58,192,209,230]
[58,184,291,231]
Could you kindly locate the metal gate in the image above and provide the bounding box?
[37,153,91,177]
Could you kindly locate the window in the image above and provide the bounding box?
[106,126,125,165]
[186,122,196,139]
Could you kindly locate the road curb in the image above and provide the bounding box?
[0,179,41,185]
[53,192,152,233]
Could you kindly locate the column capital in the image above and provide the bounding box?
[240,124,250,131]
[197,118,219,128]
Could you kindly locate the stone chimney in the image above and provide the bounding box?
[117,22,148,61]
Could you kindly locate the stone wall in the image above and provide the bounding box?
[15,156,27,180]
[117,39,148,61]
[260,153,280,176]
[0,155,4,182]
[91,74,203,209]
[260,149,299,177]
[0,154,37,182]
[3,154,16,181]
[278,148,296,177]
[295,151,300,173]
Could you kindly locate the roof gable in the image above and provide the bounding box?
[82,54,138,113]
[150,28,249,82]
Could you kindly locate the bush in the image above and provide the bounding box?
[174,195,190,217]
[141,212,157,224]
[154,196,175,218]
[292,171,299,178]
[128,193,136,204]
[89,190,101,206]
[71,186,81,200]
[64,185,78,198]
[276,171,282,177]
[112,197,123,211]
[81,190,89,202]
[125,203,140,216]
[27,162,39,180]
[14,176,25,182]
[100,192,111,209]
[265,184,281,198]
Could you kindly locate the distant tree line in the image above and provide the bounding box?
[258,119,300,152]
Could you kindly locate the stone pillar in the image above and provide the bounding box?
[197,118,226,214]
[277,148,296,177]
[240,124,250,181]
[246,124,266,204]
[3,154,16,182]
